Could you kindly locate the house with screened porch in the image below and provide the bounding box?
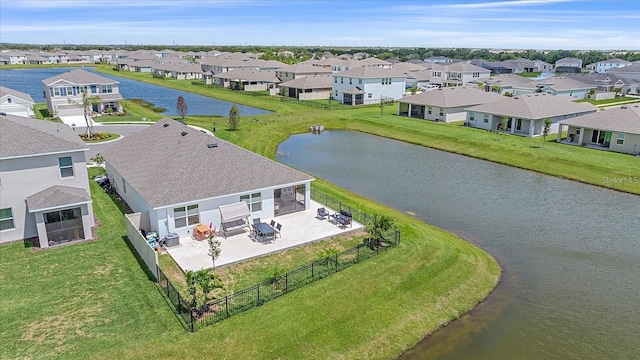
[101,118,314,241]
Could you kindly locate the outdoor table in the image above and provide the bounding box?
[253,222,275,242]
[193,223,212,241]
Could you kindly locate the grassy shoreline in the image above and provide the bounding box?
[94,65,640,195]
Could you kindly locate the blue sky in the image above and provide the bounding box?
[1,0,638,50]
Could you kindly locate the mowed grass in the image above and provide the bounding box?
[93,65,640,195]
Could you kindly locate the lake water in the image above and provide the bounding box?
[277,130,640,360]
[0,67,270,117]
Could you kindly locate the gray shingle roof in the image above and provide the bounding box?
[26,185,92,212]
[560,105,640,135]
[214,68,280,83]
[483,74,537,88]
[399,87,505,108]
[279,75,332,89]
[466,93,598,119]
[0,113,87,159]
[535,77,595,91]
[42,69,119,86]
[101,118,314,208]
[0,85,36,103]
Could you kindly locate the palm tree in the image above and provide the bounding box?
[68,89,101,138]
[176,96,188,120]
[366,213,395,248]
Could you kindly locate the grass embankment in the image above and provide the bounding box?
[95,65,640,195]
[576,96,640,106]
[1,166,500,359]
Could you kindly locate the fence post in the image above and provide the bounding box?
[357,245,360,262]
[190,309,194,332]
[285,273,289,293]
[312,262,314,279]
[257,284,260,305]
[225,296,229,319]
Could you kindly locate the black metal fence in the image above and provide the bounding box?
[157,190,400,331]
[190,81,395,111]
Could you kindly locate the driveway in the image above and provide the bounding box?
[81,124,150,159]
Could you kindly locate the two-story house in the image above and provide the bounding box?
[332,67,406,105]
[42,69,123,117]
[555,57,583,73]
[0,114,95,248]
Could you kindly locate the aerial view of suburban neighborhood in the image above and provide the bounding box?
[0,0,638,359]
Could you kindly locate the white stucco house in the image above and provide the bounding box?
[332,67,406,105]
[593,58,632,74]
[42,69,124,117]
[397,87,505,122]
[465,93,598,137]
[534,77,596,99]
[101,118,314,241]
[558,105,640,155]
[0,114,94,248]
[0,85,35,118]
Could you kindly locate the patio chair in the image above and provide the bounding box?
[317,207,329,220]
[275,223,282,238]
[253,218,261,225]
[270,219,276,227]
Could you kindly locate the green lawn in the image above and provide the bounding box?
[1,167,500,360]
[576,96,640,106]
[517,72,541,78]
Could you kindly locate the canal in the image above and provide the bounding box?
[0,67,270,117]
[277,130,640,360]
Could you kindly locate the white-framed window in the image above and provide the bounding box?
[484,114,489,123]
[101,84,112,93]
[340,77,343,84]
[349,78,352,85]
[59,156,74,177]
[616,133,625,145]
[334,77,337,83]
[335,90,338,97]
[427,106,432,115]
[473,72,480,77]
[53,87,61,96]
[381,78,392,85]
[368,93,372,98]
[173,204,199,229]
[359,79,362,84]
[0,208,15,231]
[469,112,475,121]
[439,108,444,116]
[7,97,11,103]
[241,193,262,212]
[433,71,441,77]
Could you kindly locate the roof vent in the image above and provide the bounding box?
[163,123,169,127]
[207,143,218,148]
[181,131,188,136]
[513,97,519,99]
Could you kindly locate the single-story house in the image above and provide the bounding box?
[0,85,35,117]
[397,87,505,122]
[465,93,598,137]
[101,118,314,241]
[534,77,596,99]
[0,113,94,248]
[279,75,332,100]
[558,105,640,155]
[476,74,537,96]
[213,68,280,91]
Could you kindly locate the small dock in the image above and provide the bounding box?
[310,124,324,133]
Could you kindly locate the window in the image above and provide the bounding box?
[433,71,441,77]
[91,85,97,94]
[0,208,15,231]
[427,106,432,115]
[368,93,372,98]
[334,77,337,83]
[616,133,625,145]
[101,84,112,93]
[381,78,392,85]
[241,193,262,212]
[469,112,475,121]
[7,97,11,103]
[340,77,343,84]
[349,78,352,85]
[53,87,61,96]
[59,156,74,177]
[439,108,444,116]
[484,114,489,123]
[359,79,362,84]
[335,90,338,97]
[173,204,199,229]
[473,72,480,78]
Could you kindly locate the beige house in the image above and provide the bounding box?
[397,87,505,122]
[465,93,598,136]
[213,68,280,91]
[275,63,332,82]
[0,114,94,248]
[558,105,640,155]
[279,75,332,100]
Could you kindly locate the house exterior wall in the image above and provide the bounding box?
[0,96,34,117]
[565,126,640,155]
[332,75,405,104]
[297,89,332,100]
[467,110,596,136]
[44,80,122,116]
[596,62,630,74]
[542,87,590,99]
[0,150,92,244]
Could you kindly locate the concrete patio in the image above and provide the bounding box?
[164,200,364,272]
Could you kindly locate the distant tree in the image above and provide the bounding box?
[542,118,552,147]
[176,96,188,120]
[228,104,240,130]
[68,89,101,138]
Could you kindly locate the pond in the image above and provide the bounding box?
[277,130,640,360]
[0,67,270,117]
